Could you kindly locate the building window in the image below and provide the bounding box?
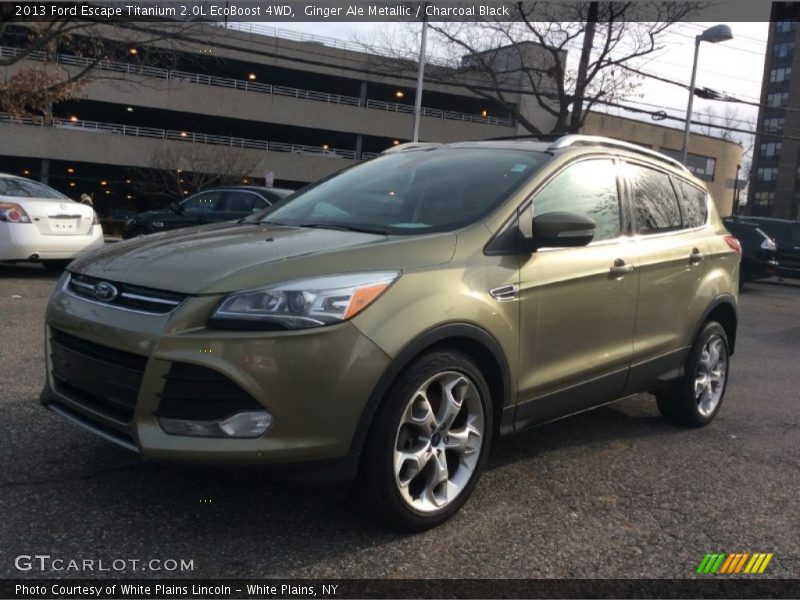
[776,20,797,34]
[773,41,795,58]
[757,167,779,182]
[659,148,716,182]
[754,191,775,206]
[760,142,782,158]
[767,92,789,107]
[764,117,785,132]
[769,67,792,83]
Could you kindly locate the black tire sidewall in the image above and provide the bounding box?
[361,350,493,531]
[680,322,730,426]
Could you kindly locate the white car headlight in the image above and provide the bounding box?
[209,271,400,330]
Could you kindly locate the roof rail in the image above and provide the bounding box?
[381,142,441,154]
[548,135,691,173]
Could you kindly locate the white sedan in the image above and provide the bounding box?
[0,173,104,270]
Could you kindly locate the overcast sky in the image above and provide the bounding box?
[271,19,770,152]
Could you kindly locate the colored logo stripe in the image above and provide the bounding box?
[697,552,773,574]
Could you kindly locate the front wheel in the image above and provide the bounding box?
[656,321,730,427]
[359,351,492,531]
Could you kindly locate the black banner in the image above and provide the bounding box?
[4,579,800,599]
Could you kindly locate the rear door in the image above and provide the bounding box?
[621,163,709,392]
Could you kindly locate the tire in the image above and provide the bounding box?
[125,227,150,239]
[41,260,72,272]
[656,321,730,427]
[358,350,493,531]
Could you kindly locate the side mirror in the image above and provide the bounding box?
[529,211,596,250]
[170,201,184,214]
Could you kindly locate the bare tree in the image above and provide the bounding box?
[132,143,261,204]
[363,2,700,134]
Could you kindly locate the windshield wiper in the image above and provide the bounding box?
[297,222,390,235]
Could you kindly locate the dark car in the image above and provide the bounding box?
[122,186,294,239]
[735,216,800,280]
[723,217,778,288]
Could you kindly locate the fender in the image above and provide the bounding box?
[348,322,513,456]
[693,293,738,354]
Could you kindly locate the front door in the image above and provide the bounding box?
[515,158,639,428]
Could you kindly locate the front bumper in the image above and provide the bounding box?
[41,274,392,473]
[0,222,104,261]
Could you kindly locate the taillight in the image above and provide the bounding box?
[761,237,776,251]
[724,235,742,257]
[0,202,31,223]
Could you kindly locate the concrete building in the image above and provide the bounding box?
[748,3,799,219]
[1,22,741,218]
[0,23,559,214]
[582,112,744,216]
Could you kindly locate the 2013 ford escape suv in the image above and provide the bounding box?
[41,135,740,530]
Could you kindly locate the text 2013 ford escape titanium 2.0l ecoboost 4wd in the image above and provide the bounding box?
[42,136,740,530]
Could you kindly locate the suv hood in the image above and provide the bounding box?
[69,222,457,294]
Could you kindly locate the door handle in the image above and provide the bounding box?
[689,248,705,263]
[609,259,635,276]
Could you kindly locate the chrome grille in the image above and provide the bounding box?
[67,273,187,314]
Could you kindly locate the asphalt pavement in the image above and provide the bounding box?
[1,262,798,579]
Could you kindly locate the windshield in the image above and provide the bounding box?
[0,177,69,199]
[262,148,547,234]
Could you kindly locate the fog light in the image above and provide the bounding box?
[159,410,272,438]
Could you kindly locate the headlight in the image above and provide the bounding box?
[209,271,400,330]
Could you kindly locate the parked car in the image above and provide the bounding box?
[122,186,294,239]
[41,136,739,530]
[722,217,778,288]
[734,216,800,280]
[0,173,104,270]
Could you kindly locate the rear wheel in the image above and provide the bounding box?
[656,322,729,427]
[359,351,492,531]
[41,260,72,272]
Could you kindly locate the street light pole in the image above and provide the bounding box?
[412,4,428,143]
[680,24,733,165]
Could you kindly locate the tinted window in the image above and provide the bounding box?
[628,165,682,233]
[223,191,256,213]
[266,149,547,234]
[182,191,222,214]
[676,180,708,228]
[0,177,68,199]
[532,159,621,241]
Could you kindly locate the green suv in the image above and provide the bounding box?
[41,135,740,530]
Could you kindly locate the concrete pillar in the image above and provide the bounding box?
[40,158,50,185]
[359,81,368,108]
[355,134,364,160]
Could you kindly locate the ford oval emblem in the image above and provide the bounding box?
[93,281,119,302]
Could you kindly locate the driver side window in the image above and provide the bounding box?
[182,191,223,214]
[532,159,621,242]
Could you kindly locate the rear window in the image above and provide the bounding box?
[676,180,709,228]
[0,177,68,199]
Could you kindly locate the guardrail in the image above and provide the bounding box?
[0,112,358,160]
[0,45,513,127]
